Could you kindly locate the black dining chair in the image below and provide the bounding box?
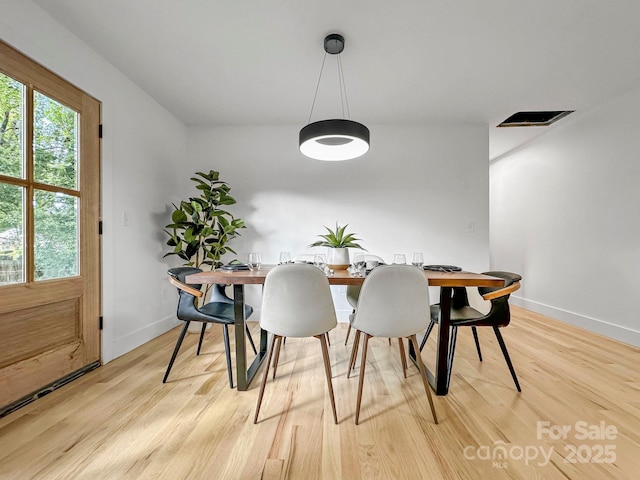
[164,267,257,387]
[419,271,523,392]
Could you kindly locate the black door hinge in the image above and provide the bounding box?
[99,316,103,330]
[99,220,103,235]
[98,124,103,138]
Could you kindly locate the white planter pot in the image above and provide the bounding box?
[327,247,350,270]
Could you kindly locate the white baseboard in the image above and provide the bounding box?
[510,296,640,347]
[106,315,179,362]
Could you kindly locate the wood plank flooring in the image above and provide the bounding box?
[0,306,638,479]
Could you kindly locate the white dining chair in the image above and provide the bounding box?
[348,264,438,425]
[253,263,338,424]
[344,254,385,345]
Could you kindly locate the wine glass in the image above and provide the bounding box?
[353,253,366,277]
[393,253,406,264]
[412,252,424,269]
[248,252,262,270]
[279,251,292,264]
[314,254,327,273]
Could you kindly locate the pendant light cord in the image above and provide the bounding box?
[307,51,352,124]
[337,54,351,120]
[307,52,327,125]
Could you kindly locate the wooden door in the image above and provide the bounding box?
[0,41,101,411]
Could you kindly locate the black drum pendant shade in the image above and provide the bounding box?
[299,34,370,161]
[300,119,370,161]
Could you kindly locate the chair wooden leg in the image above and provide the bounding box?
[347,329,361,378]
[325,331,331,347]
[163,321,190,383]
[254,334,278,424]
[316,334,338,424]
[246,324,258,355]
[355,334,371,425]
[398,338,408,378]
[222,325,233,388]
[388,338,392,345]
[471,326,482,361]
[196,322,207,355]
[409,335,438,424]
[419,319,436,351]
[272,335,283,379]
[493,327,521,392]
[344,323,352,345]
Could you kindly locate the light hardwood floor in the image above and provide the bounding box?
[0,306,638,479]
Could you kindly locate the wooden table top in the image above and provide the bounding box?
[186,265,504,288]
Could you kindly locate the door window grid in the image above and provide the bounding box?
[0,73,80,284]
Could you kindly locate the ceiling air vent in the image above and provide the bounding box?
[497,110,574,127]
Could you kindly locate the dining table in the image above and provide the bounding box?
[186,265,504,394]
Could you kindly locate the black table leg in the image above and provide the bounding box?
[434,287,452,395]
[233,284,268,391]
[408,286,452,395]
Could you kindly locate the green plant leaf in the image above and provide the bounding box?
[163,169,244,270]
[218,216,229,228]
[182,203,194,216]
[171,210,187,224]
[309,222,366,249]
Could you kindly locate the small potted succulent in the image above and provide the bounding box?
[309,222,365,270]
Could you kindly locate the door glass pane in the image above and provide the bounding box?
[34,189,79,280]
[0,72,24,178]
[0,183,24,284]
[33,91,78,190]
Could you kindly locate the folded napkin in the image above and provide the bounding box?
[424,265,462,272]
[220,262,250,271]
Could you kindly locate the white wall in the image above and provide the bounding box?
[188,123,490,320]
[490,86,640,347]
[2,1,492,360]
[1,0,188,362]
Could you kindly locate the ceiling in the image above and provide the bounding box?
[32,0,640,159]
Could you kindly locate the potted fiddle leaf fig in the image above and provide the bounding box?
[309,222,365,270]
[164,170,245,290]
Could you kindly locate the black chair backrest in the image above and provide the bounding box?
[477,271,522,327]
[478,271,522,297]
[167,266,237,317]
[168,267,203,289]
[168,267,204,320]
[451,287,470,308]
[209,283,233,304]
[168,267,230,301]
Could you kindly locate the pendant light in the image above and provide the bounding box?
[299,33,370,161]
